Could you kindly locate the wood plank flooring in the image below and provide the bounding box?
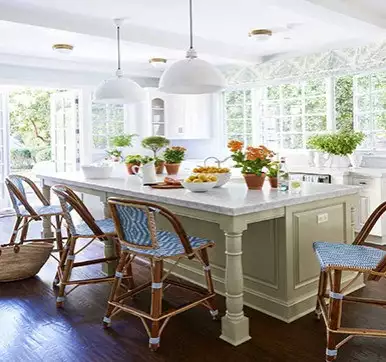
[1,216,386,362]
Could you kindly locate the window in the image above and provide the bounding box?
[224,90,253,145]
[91,104,125,150]
[259,79,327,150]
[354,72,386,149]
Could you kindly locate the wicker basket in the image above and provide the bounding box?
[0,242,53,282]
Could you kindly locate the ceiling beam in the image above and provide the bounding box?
[303,0,386,30]
[0,2,258,63]
[271,0,386,35]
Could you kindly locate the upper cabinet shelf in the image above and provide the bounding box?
[147,89,212,140]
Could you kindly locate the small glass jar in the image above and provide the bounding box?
[290,176,303,194]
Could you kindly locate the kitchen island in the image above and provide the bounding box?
[37,172,361,346]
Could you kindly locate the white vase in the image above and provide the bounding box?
[329,155,350,168]
[315,152,329,168]
[307,150,316,167]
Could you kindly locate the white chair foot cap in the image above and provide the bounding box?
[103,316,111,324]
[56,296,65,302]
[210,309,219,318]
[149,337,160,344]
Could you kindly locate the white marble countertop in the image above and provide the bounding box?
[37,172,360,217]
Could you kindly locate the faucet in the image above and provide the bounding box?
[204,157,221,167]
[203,156,232,167]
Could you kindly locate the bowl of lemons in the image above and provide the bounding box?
[182,174,218,192]
[192,166,231,187]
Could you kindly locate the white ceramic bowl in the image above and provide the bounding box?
[211,172,231,187]
[182,181,217,192]
[81,165,113,179]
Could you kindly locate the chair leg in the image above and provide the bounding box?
[124,255,135,290]
[20,217,29,243]
[9,216,22,244]
[326,270,343,362]
[56,236,77,308]
[103,251,128,328]
[199,248,218,320]
[55,215,64,257]
[315,271,327,320]
[149,260,163,352]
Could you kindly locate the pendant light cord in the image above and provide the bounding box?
[116,24,121,71]
[189,0,193,50]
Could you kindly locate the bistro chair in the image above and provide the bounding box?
[103,198,218,351]
[314,201,386,361]
[52,185,134,308]
[5,175,64,262]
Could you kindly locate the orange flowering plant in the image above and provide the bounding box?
[227,140,275,175]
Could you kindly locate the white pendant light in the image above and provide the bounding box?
[94,19,145,104]
[159,0,226,94]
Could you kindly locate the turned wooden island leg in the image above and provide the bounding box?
[42,182,54,238]
[102,201,117,275]
[220,224,251,346]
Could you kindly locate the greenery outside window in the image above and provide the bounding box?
[224,90,254,145]
[354,73,386,149]
[92,104,125,150]
[258,79,327,150]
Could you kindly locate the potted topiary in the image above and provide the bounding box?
[163,146,186,175]
[228,140,275,190]
[141,136,170,174]
[267,161,279,188]
[124,154,142,175]
[307,130,365,168]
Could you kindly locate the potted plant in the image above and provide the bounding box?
[307,130,365,168]
[106,149,123,162]
[124,154,142,175]
[228,140,275,190]
[163,146,186,175]
[267,161,279,188]
[141,136,170,174]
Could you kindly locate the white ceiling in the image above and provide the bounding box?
[0,0,385,78]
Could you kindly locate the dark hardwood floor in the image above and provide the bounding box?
[1,216,386,362]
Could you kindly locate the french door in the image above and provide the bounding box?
[50,91,80,172]
[0,91,9,209]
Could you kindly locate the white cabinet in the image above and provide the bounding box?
[147,89,211,139]
[351,176,383,237]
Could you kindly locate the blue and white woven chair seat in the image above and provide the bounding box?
[122,230,213,258]
[75,218,116,236]
[19,204,63,216]
[313,241,386,271]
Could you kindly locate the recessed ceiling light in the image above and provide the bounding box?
[52,43,74,54]
[149,57,167,68]
[248,29,273,41]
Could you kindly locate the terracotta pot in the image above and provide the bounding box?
[126,163,140,175]
[155,161,165,175]
[269,176,278,188]
[243,173,266,190]
[165,163,180,175]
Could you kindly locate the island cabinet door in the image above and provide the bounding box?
[288,203,346,294]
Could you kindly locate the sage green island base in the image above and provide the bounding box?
[38,172,362,346]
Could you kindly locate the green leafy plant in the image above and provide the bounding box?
[228,140,275,175]
[163,146,186,164]
[106,149,123,161]
[111,134,137,148]
[124,154,142,165]
[10,148,33,170]
[267,161,279,178]
[35,147,52,162]
[140,156,154,164]
[155,156,164,166]
[141,136,170,158]
[307,130,365,156]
